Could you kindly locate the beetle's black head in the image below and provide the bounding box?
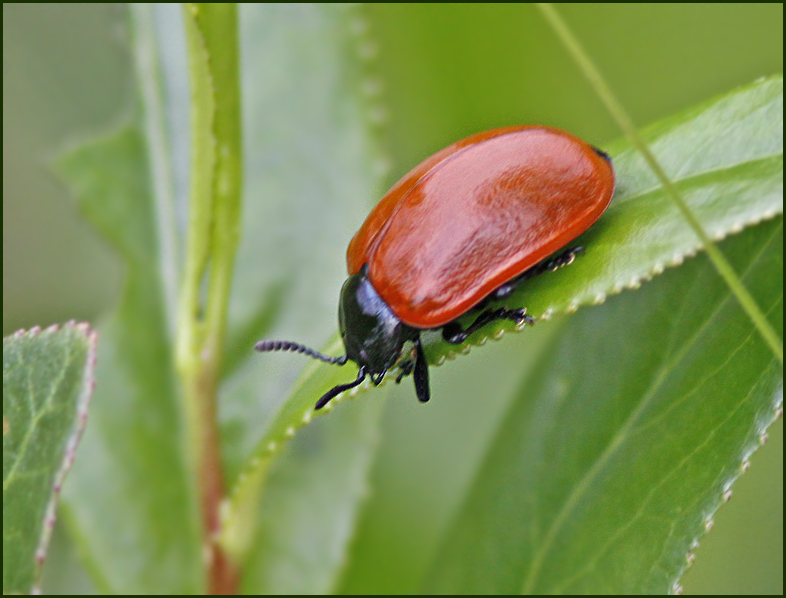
[255,265,428,410]
[339,265,418,379]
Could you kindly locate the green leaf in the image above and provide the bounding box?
[426,76,783,364]
[423,217,783,593]
[337,76,782,594]
[3,323,96,594]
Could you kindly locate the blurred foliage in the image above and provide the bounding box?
[3,3,782,594]
[3,4,128,332]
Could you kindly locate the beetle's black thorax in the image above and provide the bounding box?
[339,266,418,377]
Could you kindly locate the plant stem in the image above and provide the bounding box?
[183,354,236,594]
[177,3,242,593]
[536,3,783,364]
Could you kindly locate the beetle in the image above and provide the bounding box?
[255,125,615,410]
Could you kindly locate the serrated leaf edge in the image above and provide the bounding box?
[674,388,783,595]
[5,321,99,593]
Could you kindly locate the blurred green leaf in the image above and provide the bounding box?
[56,8,201,587]
[424,217,783,593]
[216,6,388,588]
[57,123,201,593]
[242,397,383,594]
[3,323,96,594]
[55,3,388,593]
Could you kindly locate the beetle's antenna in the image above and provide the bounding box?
[254,340,348,365]
[315,366,367,410]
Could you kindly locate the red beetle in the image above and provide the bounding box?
[256,126,615,409]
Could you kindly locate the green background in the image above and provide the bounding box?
[3,4,782,594]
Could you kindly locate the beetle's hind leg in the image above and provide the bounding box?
[441,247,583,345]
[441,307,533,345]
[491,246,584,300]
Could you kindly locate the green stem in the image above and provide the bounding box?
[176,3,242,594]
[535,3,783,364]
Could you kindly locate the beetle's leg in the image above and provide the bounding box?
[491,246,585,300]
[315,366,367,410]
[442,247,583,345]
[441,307,533,345]
[412,336,430,402]
[396,359,414,383]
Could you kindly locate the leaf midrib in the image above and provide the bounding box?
[614,151,782,206]
[3,340,74,492]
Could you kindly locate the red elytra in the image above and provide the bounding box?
[256,125,615,410]
[347,125,615,328]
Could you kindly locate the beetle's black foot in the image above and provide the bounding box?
[529,246,584,277]
[511,308,535,326]
[549,246,584,270]
[370,370,387,386]
[396,359,414,383]
[489,247,584,302]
